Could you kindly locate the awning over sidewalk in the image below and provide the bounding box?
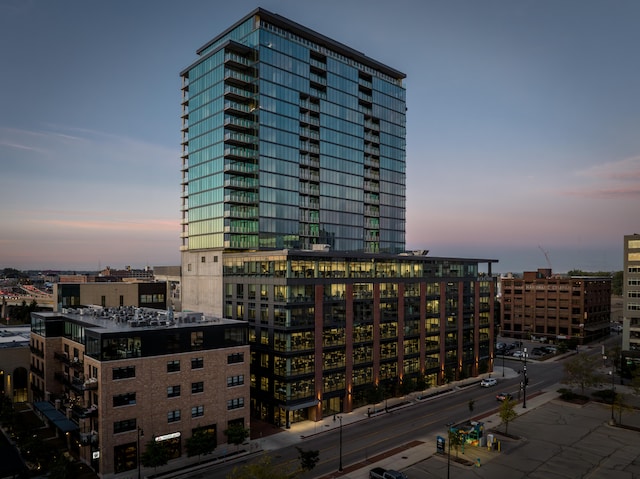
[285,399,319,411]
[33,401,78,433]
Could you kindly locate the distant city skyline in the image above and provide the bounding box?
[1,0,638,273]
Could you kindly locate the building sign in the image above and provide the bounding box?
[155,431,181,442]
[437,435,445,454]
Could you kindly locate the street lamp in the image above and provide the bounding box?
[446,422,454,479]
[502,349,505,377]
[337,415,343,472]
[137,427,144,479]
[609,369,615,422]
[522,347,527,409]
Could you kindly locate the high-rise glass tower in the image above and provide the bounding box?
[180,8,406,258]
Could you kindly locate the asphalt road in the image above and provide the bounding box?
[184,354,566,479]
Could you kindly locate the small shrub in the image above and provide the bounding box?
[557,388,588,403]
[592,389,616,404]
[558,388,576,400]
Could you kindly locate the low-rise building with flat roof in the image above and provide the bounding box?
[30,307,249,478]
[500,268,611,344]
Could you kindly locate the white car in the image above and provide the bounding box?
[512,350,524,358]
[480,378,497,387]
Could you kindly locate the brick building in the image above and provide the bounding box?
[500,268,611,344]
[219,250,496,427]
[29,308,248,477]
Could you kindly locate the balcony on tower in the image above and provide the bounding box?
[224,160,259,176]
[224,131,258,146]
[224,176,259,191]
[224,146,258,161]
[224,205,259,219]
[224,115,257,132]
[364,180,380,193]
[224,100,255,116]
[299,169,320,183]
[225,191,259,205]
[299,153,320,169]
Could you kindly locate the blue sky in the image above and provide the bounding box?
[1,0,638,273]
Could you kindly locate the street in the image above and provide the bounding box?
[178,348,568,478]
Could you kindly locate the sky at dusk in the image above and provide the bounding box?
[1,0,638,273]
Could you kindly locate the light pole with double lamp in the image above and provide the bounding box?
[522,347,527,408]
[137,427,144,479]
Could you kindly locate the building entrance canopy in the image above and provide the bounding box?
[33,401,79,433]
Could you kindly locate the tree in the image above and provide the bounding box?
[612,271,623,296]
[0,394,16,431]
[48,454,74,479]
[227,455,295,479]
[613,393,635,425]
[400,376,415,395]
[608,345,623,371]
[224,423,249,451]
[499,398,518,435]
[141,439,169,470]
[444,366,455,384]
[563,352,603,395]
[21,434,54,472]
[296,447,319,472]
[448,427,464,458]
[8,299,38,323]
[415,373,429,392]
[365,384,384,404]
[186,429,216,462]
[1,268,27,280]
[630,369,640,396]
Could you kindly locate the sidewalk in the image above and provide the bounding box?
[311,381,562,479]
[160,336,629,478]
[259,367,517,452]
[259,343,583,452]
[259,340,633,478]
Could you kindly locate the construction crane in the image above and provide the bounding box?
[538,245,552,270]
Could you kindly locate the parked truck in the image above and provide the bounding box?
[369,467,408,479]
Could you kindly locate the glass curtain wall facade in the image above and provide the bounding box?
[180,8,406,254]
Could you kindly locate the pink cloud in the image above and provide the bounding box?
[39,218,179,233]
[555,155,640,199]
[562,185,640,199]
[577,156,640,181]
